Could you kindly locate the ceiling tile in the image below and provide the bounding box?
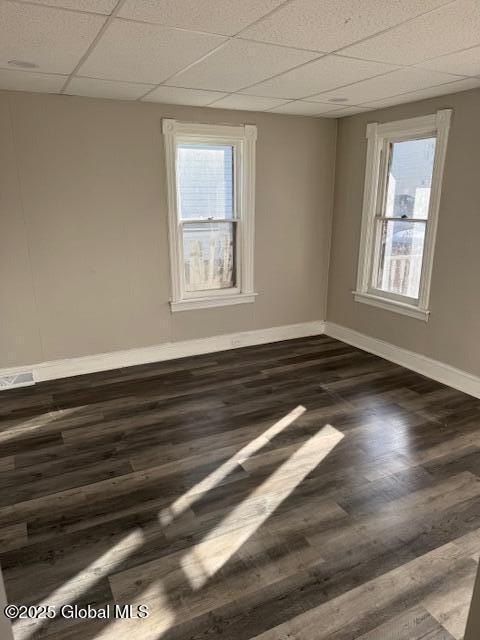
[118,0,285,36]
[167,40,318,92]
[241,55,397,99]
[269,100,337,116]
[342,0,480,65]
[417,45,480,77]
[79,18,226,84]
[209,94,288,111]
[0,1,107,74]
[310,67,461,104]
[242,0,451,52]
[142,85,227,106]
[364,77,480,109]
[65,76,154,100]
[23,0,117,13]
[0,68,65,92]
[321,105,374,117]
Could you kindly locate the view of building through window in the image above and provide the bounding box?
[375,137,436,298]
[182,222,235,292]
[177,144,235,292]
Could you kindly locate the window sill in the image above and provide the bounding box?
[353,291,430,322]
[171,292,257,313]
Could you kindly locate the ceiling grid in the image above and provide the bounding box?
[0,0,479,117]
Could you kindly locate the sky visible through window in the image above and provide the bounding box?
[177,144,233,220]
[386,137,436,219]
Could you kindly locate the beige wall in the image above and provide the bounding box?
[0,90,337,368]
[327,88,480,378]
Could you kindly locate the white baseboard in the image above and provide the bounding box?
[0,321,325,385]
[326,322,480,400]
[5,320,478,399]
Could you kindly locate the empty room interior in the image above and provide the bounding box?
[2,1,480,639]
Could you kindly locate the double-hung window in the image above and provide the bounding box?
[163,119,257,312]
[354,109,452,321]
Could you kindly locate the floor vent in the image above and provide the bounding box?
[0,371,35,390]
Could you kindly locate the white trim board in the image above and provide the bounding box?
[162,119,257,312]
[4,320,478,399]
[0,321,325,385]
[326,322,480,400]
[354,109,452,321]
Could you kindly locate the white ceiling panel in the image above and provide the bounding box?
[269,100,337,116]
[167,40,318,92]
[23,0,117,13]
[364,77,480,109]
[241,55,397,99]
[321,105,374,117]
[79,18,226,84]
[65,76,154,100]
[142,85,227,106]
[0,1,107,74]
[0,68,66,92]
[310,67,461,105]
[241,0,451,53]
[342,0,480,66]
[1,0,480,117]
[417,45,480,77]
[118,0,285,36]
[209,94,288,111]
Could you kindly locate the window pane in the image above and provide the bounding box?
[384,137,436,219]
[374,219,426,298]
[177,144,233,220]
[183,222,235,292]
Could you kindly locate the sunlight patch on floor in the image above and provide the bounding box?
[159,405,307,526]
[94,583,175,640]
[14,529,144,640]
[0,407,83,444]
[181,424,344,589]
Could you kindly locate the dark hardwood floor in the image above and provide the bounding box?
[1,334,480,640]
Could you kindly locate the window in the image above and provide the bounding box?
[163,119,257,312]
[354,110,452,321]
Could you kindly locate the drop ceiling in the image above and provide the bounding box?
[1,0,480,118]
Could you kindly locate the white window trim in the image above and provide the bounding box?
[354,109,452,322]
[163,119,257,312]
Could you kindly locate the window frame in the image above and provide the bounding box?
[354,109,452,322]
[163,119,257,312]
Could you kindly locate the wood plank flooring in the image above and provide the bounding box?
[1,335,480,640]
